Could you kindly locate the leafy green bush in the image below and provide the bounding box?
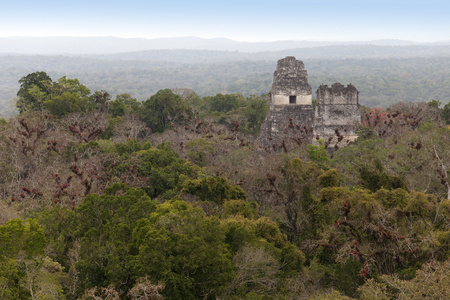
[181,176,246,203]
[319,169,340,187]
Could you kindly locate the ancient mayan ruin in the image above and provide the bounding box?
[258,56,361,152]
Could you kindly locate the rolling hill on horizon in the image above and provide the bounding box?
[1,36,450,55]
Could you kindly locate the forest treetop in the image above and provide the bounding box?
[0,69,449,299]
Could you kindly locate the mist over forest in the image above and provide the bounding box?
[2,36,449,54]
[1,36,449,299]
[1,37,450,116]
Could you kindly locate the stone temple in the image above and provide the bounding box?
[258,56,360,152]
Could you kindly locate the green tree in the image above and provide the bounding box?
[318,169,340,187]
[241,94,269,134]
[16,71,52,113]
[444,102,450,125]
[109,93,142,117]
[0,219,65,300]
[16,73,96,117]
[132,200,234,299]
[0,218,46,258]
[36,207,78,270]
[141,89,187,133]
[74,184,158,295]
[307,144,329,162]
[43,76,94,117]
[44,91,93,117]
[220,215,304,298]
[180,176,246,204]
[310,186,441,296]
[222,200,259,220]
[205,93,244,113]
[50,76,90,98]
[137,142,197,199]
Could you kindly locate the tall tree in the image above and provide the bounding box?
[109,93,141,117]
[16,72,52,113]
[141,89,187,133]
[42,76,94,117]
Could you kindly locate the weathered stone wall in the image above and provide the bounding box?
[316,83,359,105]
[314,83,361,145]
[258,104,315,148]
[271,56,312,105]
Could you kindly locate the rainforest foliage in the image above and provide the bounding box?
[2,53,450,116]
[0,72,449,299]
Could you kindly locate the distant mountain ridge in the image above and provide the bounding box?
[90,45,450,63]
[1,36,448,55]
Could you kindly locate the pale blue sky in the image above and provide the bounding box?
[0,0,449,42]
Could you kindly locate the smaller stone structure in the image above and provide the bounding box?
[314,83,360,145]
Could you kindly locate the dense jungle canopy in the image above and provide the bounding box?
[0,69,449,299]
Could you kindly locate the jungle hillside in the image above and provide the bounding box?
[1,50,450,299]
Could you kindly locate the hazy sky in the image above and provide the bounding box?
[1,0,449,42]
